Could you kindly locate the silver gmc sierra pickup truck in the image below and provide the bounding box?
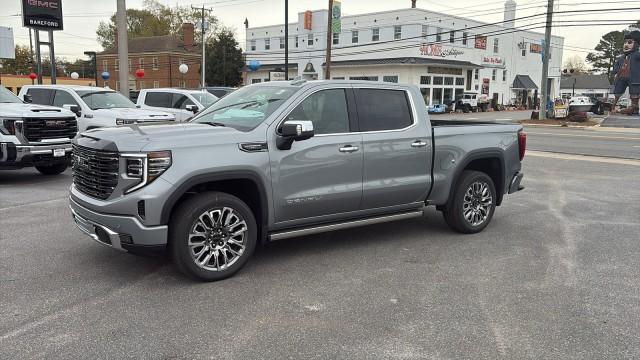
[69,80,526,281]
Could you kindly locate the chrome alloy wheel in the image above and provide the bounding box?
[188,207,248,271]
[462,181,493,227]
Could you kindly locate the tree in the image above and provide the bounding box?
[1,45,34,75]
[204,29,244,87]
[96,0,217,50]
[586,30,624,82]
[563,55,589,74]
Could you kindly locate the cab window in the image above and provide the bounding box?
[27,88,54,105]
[52,90,79,108]
[144,92,172,107]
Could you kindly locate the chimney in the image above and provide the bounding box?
[182,23,195,50]
[411,0,416,8]
[503,0,516,28]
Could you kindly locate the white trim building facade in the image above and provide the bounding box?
[244,1,564,108]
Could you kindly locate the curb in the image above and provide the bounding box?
[522,124,640,133]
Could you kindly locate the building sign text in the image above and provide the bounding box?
[419,43,464,58]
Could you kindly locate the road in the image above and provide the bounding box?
[1,127,639,359]
[526,127,640,160]
[430,110,532,122]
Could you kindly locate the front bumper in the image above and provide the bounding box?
[0,142,72,165]
[69,197,168,251]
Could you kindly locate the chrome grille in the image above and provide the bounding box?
[23,117,78,142]
[72,145,119,200]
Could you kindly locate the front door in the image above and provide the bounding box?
[269,87,363,225]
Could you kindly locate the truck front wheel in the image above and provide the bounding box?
[35,163,68,175]
[169,192,257,281]
[443,170,496,234]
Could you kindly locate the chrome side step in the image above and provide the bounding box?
[269,210,424,241]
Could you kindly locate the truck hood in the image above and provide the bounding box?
[1,103,76,118]
[93,107,175,121]
[77,122,249,152]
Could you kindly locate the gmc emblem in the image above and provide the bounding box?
[45,120,66,128]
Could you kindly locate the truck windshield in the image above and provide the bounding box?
[76,90,136,110]
[0,86,23,103]
[190,91,218,107]
[191,86,298,131]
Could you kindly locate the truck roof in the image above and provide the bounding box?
[22,85,113,92]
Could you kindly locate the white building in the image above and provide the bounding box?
[244,1,564,108]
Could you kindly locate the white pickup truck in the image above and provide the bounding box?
[19,85,175,132]
[137,88,218,122]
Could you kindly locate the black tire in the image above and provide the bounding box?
[169,192,257,281]
[35,163,68,175]
[442,170,496,234]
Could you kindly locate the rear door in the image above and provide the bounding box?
[355,87,432,209]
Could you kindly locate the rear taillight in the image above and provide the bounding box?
[518,131,527,161]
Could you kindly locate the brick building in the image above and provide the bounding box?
[96,23,201,90]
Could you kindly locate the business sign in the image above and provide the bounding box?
[0,27,15,59]
[482,56,503,66]
[269,71,286,81]
[529,43,542,54]
[419,43,464,58]
[331,1,341,34]
[22,0,64,31]
[474,35,487,50]
[481,78,490,95]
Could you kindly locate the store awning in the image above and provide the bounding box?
[322,57,482,68]
[512,75,538,90]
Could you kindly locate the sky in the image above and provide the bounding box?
[1,0,639,65]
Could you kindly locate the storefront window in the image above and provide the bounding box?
[443,88,453,104]
[383,76,399,83]
[420,76,431,85]
[420,88,431,105]
[433,77,444,85]
[433,88,443,104]
[455,77,465,86]
[444,77,454,86]
[455,88,464,101]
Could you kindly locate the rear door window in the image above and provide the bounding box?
[172,94,195,109]
[144,92,172,107]
[355,89,413,131]
[27,88,54,105]
[52,90,79,108]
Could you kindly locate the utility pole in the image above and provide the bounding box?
[284,0,288,80]
[116,0,129,96]
[34,31,42,84]
[192,5,213,88]
[325,0,333,80]
[539,0,554,119]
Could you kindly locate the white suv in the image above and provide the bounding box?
[19,85,175,132]
[137,88,218,122]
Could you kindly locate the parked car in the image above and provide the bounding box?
[137,88,218,122]
[18,85,175,132]
[69,80,526,281]
[428,103,448,114]
[204,86,235,98]
[0,85,77,175]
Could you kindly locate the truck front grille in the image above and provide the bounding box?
[72,145,119,200]
[23,117,78,142]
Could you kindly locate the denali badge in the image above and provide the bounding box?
[45,120,66,128]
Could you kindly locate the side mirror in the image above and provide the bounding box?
[276,120,314,150]
[63,104,81,117]
[185,104,199,114]
[23,94,32,103]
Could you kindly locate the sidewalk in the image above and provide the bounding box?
[599,114,640,129]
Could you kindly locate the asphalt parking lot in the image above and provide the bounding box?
[1,134,640,359]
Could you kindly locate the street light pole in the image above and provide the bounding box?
[325,0,333,80]
[284,0,288,80]
[116,0,129,96]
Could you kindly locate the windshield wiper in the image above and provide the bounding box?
[201,121,227,127]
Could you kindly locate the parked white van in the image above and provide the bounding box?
[136,88,218,122]
[19,85,175,132]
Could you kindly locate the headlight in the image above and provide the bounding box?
[0,118,21,135]
[122,150,172,194]
[116,118,136,126]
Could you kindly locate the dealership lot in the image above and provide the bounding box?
[1,128,639,359]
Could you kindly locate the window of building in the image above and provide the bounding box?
[462,32,468,45]
[475,84,479,91]
[333,32,339,45]
[433,76,444,85]
[139,81,145,89]
[139,58,144,69]
[394,26,402,40]
[287,89,350,135]
[250,40,256,51]
[444,77,454,86]
[383,76,399,83]
[420,76,431,85]
[102,60,108,72]
[295,36,299,48]
[280,37,285,49]
[492,69,497,81]
[152,57,158,70]
[349,76,379,81]
[521,48,526,57]
[493,38,499,53]
[455,77,465,86]
[355,89,413,131]
[252,79,262,84]
[433,88,442,104]
[474,69,479,80]
[332,77,345,80]
[372,28,379,42]
[436,27,442,42]
[307,34,313,46]
[450,30,455,43]
[503,70,507,82]
[265,38,271,50]
[153,80,160,88]
[115,81,120,91]
[128,59,132,72]
[352,30,358,43]
[422,25,428,39]
[115,59,119,72]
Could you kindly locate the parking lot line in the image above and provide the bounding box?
[527,150,640,166]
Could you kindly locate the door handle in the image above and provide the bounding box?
[339,145,359,153]
[411,140,428,148]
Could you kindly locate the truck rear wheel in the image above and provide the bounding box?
[443,170,496,234]
[169,192,257,281]
[35,163,68,175]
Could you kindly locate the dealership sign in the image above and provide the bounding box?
[419,44,464,58]
[482,56,503,65]
[22,0,63,31]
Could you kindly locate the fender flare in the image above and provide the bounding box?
[446,149,506,207]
